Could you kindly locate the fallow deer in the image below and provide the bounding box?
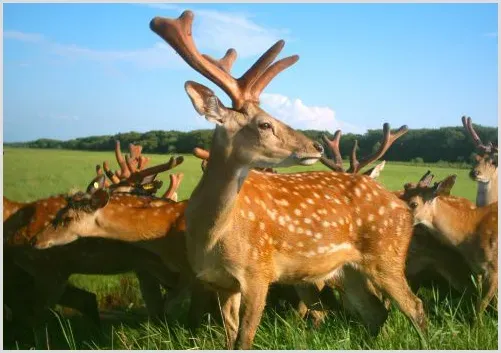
[462,116,498,207]
[3,145,185,328]
[402,173,498,315]
[150,10,427,349]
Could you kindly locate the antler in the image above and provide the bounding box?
[461,116,497,154]
[149,10,299,109]
[162,173,184,200]
[321,123,408,174]
[404,170,435,190]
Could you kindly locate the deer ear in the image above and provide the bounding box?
[185,81,229,125]
[434,175,457,196]
[365,160,386,179]
[90,189,109,210]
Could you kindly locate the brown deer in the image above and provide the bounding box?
[150,10,427,349]
[462,116,498,207]
[3,145,184,328]
[402,173,498,315]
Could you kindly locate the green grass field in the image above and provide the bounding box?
[3,147,498,350]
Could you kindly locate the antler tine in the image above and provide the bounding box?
[162,173,185,200]
[94,165,111,187]
[103,161,121,184]
[114,140,131,178]
[125,154,138,174]
[137,155,150,170]
[193,147,211,160]
[461,116,493,154]
[150,11,242,108]
[347,123,409,173]
[130,156,185,183]
[249,55,299,101]
[320,131,345,172]
[150,11,298,109]
[349,140,360,173]
[128,143,142,160]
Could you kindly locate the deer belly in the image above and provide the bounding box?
[272,246,360,284]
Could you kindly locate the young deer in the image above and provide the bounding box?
[150,10,427,349]
[3,146,184,327]
[462,116,498,207]
[402,173,498,315]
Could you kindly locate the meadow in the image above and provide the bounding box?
[2,147,498,349]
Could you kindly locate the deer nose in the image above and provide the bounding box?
[313,142,324,154]
[470,170,480,177]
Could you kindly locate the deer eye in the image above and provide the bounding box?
[258,122,272,130]
[409,201,418,210]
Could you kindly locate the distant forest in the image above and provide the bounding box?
[5,124,498,163]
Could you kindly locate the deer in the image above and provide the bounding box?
[462,116,498,207]
[3,143,185,329]
[402,172,498,316]
[149,10,428,349]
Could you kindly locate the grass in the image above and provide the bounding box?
[2,147,497,350]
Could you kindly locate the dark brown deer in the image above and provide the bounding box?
[462,116,498,207]
[150,10,427,349]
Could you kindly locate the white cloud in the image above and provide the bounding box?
[4,6,290,70]
[261,93,364,133]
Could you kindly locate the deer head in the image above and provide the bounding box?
[402,171,457,227]
[150,11,323,169]
[320,123,408,178]
[462,116,498,183]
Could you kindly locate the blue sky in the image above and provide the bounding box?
[3,3,498,142]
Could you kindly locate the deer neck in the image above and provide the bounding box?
[476,169,498,207]
[186,128,249,251]
[429,197,481,246]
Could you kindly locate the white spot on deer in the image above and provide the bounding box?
[278,216,286,226]
[267,209,277,221]
[248,211,256,221]
[354,188,361,197]
[306,229,313,236]
[304,218,312,224]
[339,184,346,190]
[300,203,307,209]
[244,196,251,204]
[252,249,258,260]
[128,203,133,207]
[42,202,48,207]
[328,242,352,253]
[294,209,302,216]
[312,213,321,221]
[313,192,320,199]
[259,222,265,231]
[307,198,315,205]
[367,214,375,222]
[331,221,338,228]
[288,224,295,233]
[390,201,399,209]
[324,194,332,200]
[383,220,388,227]
[297,241,304,248]
[314,232,323,239]
[44,221,49,227]
[334,198,342,205]
[371,225,376,231]
[339,219,345,226]
[331,208,337,214]
[318,208,328,215]
[349,223,354,232]
[322,221,330,228]
[378,228,383,234]
[356,218,362,226]
[292,191,300,196]
[378,206,385,215]
[373,190,379,196]
[360,183,367,190]
[366,193,372,201]
[259,238,265,246]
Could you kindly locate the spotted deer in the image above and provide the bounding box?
[150,10,427,349]
[462,116,498,207]
[402,173,498,315]
[3,145,185,327]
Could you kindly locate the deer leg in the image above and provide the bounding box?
[294,282,328,327]
[341,266,389,336]
[477,272,498,315]
[367,267,427,349]
[217,290,241,349]
[58,284,100,326]
[234,279,269,350]
[136,271,165,320]
[187,279,219,329]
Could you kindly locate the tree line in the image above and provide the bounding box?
[5,124,497,163]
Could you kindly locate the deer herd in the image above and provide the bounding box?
[3,10,498,350]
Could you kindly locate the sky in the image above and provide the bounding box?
[3,2,498,142]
